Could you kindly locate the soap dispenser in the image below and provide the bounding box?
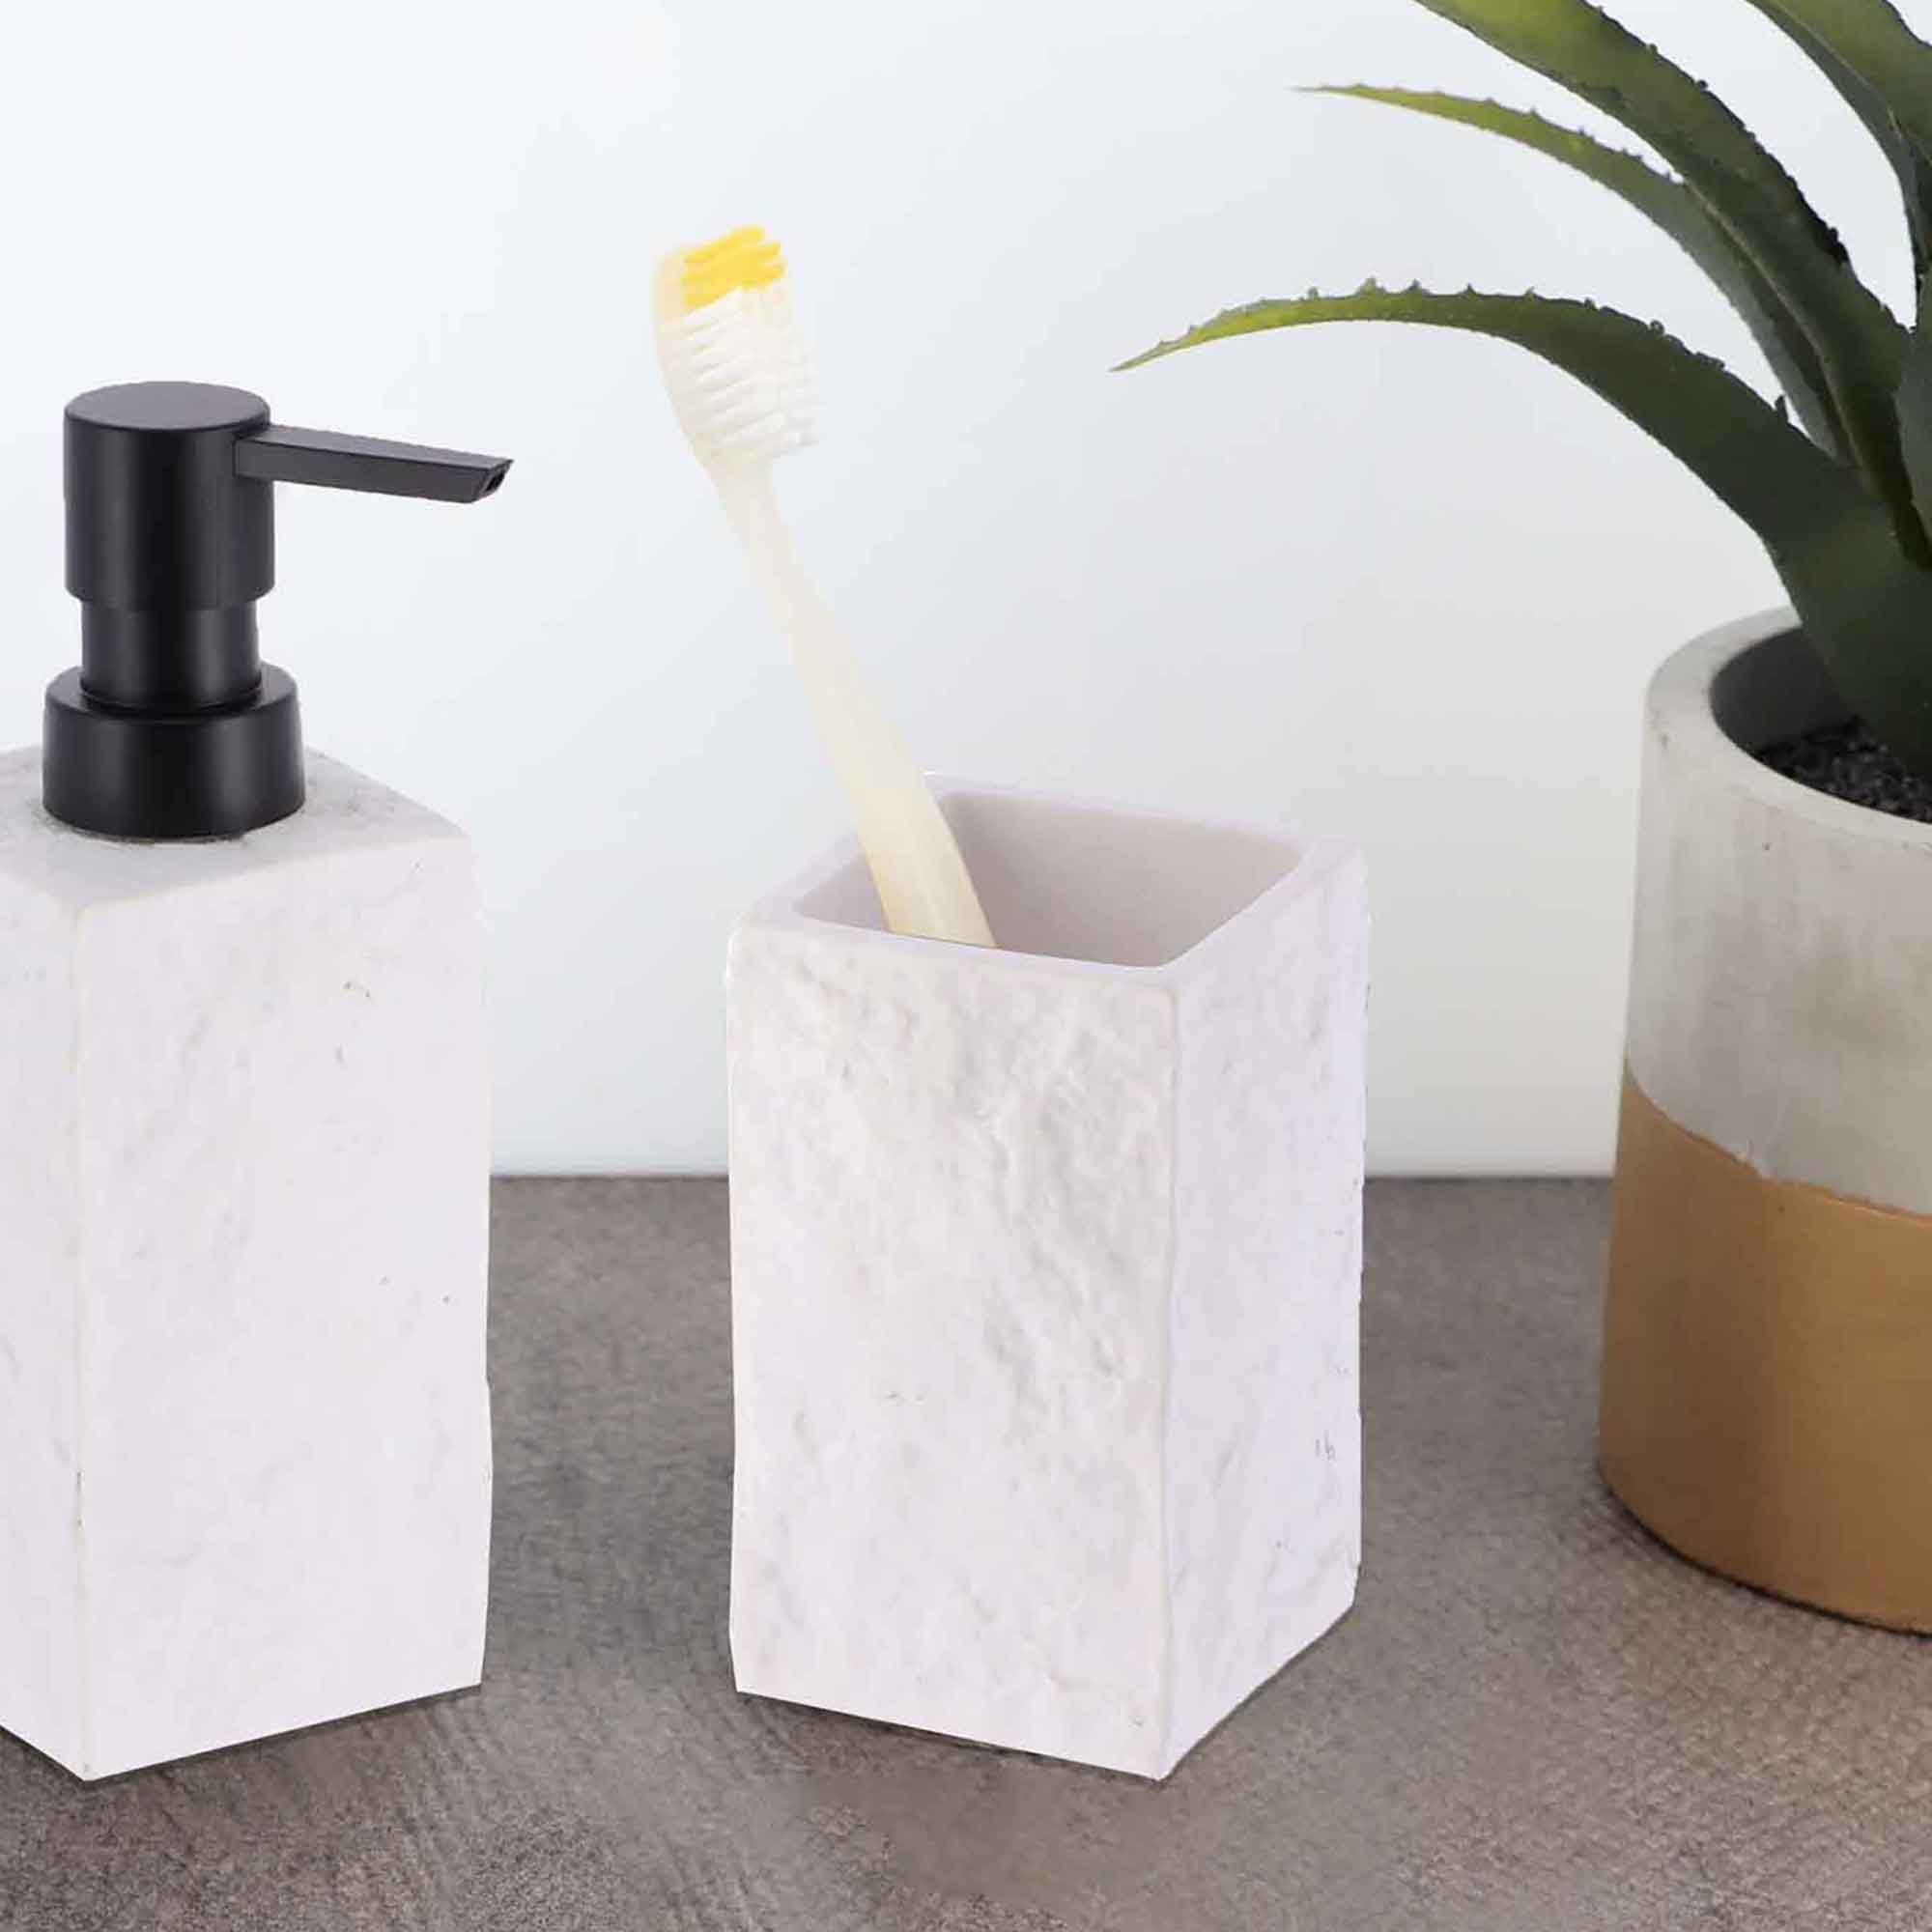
[0,383,510,1780]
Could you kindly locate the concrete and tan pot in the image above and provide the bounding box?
[1603,608,1932,1631]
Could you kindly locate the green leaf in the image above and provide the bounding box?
[1309,85,1844,451]
[1407,0,1919,555]
[1776,502,1932,771]
[1118,284,1932,767]
[1734,2,1932,157]
[1736,0,1932,276]
[1898,272,1932,534]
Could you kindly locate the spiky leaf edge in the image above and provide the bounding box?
[1409,0,1921,558]
[1308,84,1845,452]
[1736,0,1932,278]
[1117,284,1932,767]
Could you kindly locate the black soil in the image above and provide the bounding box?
[1756,719,1932,825]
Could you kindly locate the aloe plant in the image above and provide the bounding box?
[1122,0,1932,772]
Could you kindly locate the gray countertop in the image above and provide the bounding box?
[3,1179,1926,1930]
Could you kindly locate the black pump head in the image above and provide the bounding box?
[48,381,510,840]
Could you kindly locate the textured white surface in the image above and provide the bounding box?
[0,749,492,1780]
[1625,611,1932,1214]
[727,781,1365,1777]
[1166,845,1366,1763]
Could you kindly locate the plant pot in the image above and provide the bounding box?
[724,781,1367,1776]
[1603,609,1932,1631]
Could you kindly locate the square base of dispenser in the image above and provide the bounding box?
[0,751,492,1779]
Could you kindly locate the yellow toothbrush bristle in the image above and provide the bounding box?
[679,225,786,312]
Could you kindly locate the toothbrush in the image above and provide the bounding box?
[653,225,996,949]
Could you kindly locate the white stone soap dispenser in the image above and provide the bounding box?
[0,383,510,1780]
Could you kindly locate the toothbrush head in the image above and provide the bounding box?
[653,226,818,475]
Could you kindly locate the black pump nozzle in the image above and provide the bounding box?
[236,425,511,503]
[47,381,512,841]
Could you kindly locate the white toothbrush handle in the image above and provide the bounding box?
[719,469,995,947]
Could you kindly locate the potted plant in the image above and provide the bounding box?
[1123,0,1932,1630]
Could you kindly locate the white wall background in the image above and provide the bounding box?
[0,1,1917,1173]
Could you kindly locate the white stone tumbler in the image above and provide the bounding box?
[0,751,492,1780]
[726,781,1365,1777]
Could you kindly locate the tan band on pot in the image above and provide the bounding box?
[1602,1070,1932,1632]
